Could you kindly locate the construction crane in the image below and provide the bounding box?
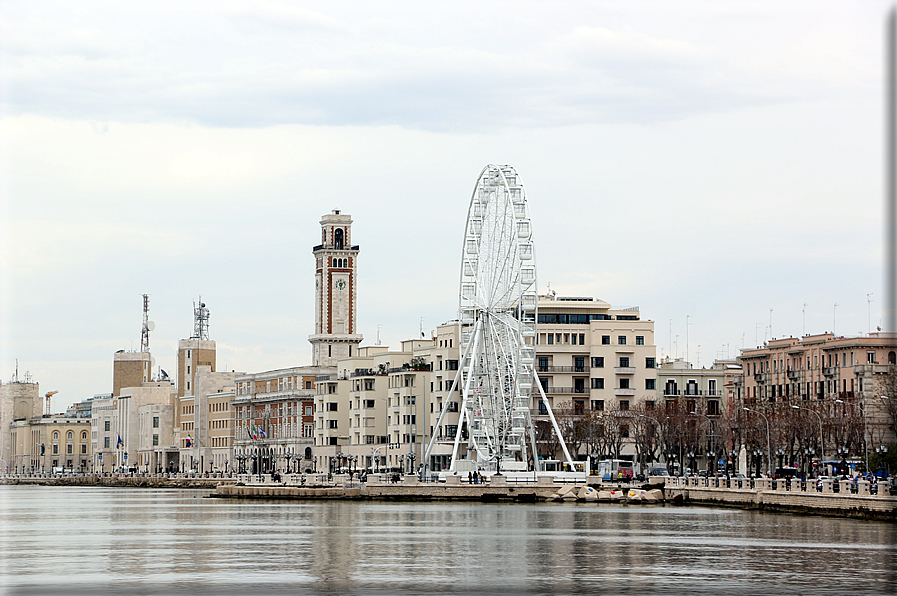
[45,391,58,416]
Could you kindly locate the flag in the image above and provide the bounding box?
[248,425,258,440]
[116,435,123,449]
[258,426,267,438]
[185,435,192,447]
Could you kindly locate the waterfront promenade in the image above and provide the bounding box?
[5,471,896,519]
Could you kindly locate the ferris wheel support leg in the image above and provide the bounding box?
[445,318,483,473]
[424,324,477,472]
[535,372,576,468]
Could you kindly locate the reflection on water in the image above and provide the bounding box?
[1,486,895,595]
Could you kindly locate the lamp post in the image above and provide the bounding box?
[729,449,737,476]
[791,405,825,468]
[743,407,772,477]
[836,445,849,477]
[752,448,764,478]
[875,444,889,476]
[689,411,714,473]
[803,447,815,478]
[775,448,785,472]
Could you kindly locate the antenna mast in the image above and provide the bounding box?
[192,296,210,340]
[140,294,153,352]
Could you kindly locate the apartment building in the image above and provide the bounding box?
[232,367,318,475]
[737,332,897,444]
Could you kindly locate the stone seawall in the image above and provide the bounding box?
[1,475,233,489]
[664,486,897,520]
[214,482,557,502]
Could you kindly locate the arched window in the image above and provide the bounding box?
[305,446,312,459]
[889,351,896,365]
[53,431,59,441]
[67,431,73,441]
[81,431,88,441]
[334,228,344,249]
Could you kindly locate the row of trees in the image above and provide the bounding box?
[537,390,893,476]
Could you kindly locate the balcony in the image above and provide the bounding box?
[823,367,837,377]
[536,365,589,373]
[663,390,681,397]
[541,386,588,394]
[754,374,765,383]
[614,367,636,375]
[614,388,636,397]
[787,370,799,381]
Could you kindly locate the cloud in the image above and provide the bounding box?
[1,2,881,131]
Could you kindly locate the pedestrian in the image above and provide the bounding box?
[468,471,473,484]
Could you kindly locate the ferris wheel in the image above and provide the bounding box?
[424,164,574,474]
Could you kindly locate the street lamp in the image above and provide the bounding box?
[743,407,772,477]
[875,444,889,475]
[791,405,825,467]
[775,448,785,471]
[752,448,764,478]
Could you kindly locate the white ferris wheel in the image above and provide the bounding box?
[425,164,575,475]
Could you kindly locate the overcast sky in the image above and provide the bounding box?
[1,1,890,412]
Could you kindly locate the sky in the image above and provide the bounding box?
[0,1,891,413]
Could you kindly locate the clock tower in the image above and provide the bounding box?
[310,209,362,367]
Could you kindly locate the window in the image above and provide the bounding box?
[305,406,313,416]
[591,357,604,368]
[538,357,549,371]
[619,400,630,411]
[620,424,629,438]
[327,402,338,411]
[707,400,720,416]
[363,399,375,408]
[81,444,87,454]
[645,379,656,390]
[445,425,458,438]
[619,357,630,368]
[591,400,604,411]
[867,351,875,364]
[619,378,630,389]
[574,357,585,372]
[579,334,585,345]
[602,335,610,345]
[547,334,554,345]
[447,401,459,412]
[104,421,110,432]
[591,378,604,389]
[52,444,58,454]
[328,420,338,429]
[67,431,73,441]
[645,400,655,409]
[646,357,655,369]
[66,444,72,454]
[152,434,159,446]
[104,437,110,448]
[618,336,626,345]
[636,336,644,345]
[446,360,459,370]
[153,416,159,428]
[305,380,313,389]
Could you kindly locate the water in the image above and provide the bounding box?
[1,485,895,595]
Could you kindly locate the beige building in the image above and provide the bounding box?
[112,350,151,397]
[737,332,897,451]
[1,379,92,473]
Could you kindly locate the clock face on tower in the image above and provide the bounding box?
[335,278,347,292]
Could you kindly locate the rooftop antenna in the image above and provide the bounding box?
[376,324,382,346]
[140,294,154,353]
[833,303,839,335]
[802,303,808,336]
[769,308,773,339]
[420,317,425,339]
[191,296,210,340]
[867,293,873,334]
